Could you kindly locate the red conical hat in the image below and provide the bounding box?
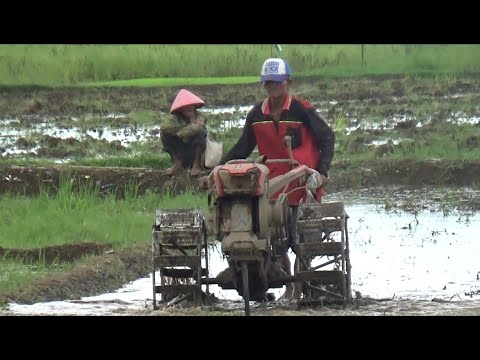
[170,89,205,114]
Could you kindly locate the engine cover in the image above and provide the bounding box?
[212,162,270,197]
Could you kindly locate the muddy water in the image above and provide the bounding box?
[5,187,480,316]
[2,106,480,158]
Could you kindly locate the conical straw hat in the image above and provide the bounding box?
[170,89,205,113]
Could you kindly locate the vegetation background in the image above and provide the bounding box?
[2,44,480,310]
[1,44,480,87]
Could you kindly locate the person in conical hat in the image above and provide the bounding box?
[160,89,208,176]
[169,89,205,114]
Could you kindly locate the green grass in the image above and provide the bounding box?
[69,153,172,169]
[0,178,209,299]
[2,45,480,86]
[332,121,480,168]
[0,176,208,249]
[81,76,259,88]
[0,157,58,167]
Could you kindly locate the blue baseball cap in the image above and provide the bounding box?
[260,58,291,82]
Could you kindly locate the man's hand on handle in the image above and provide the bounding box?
[306,170,330,190]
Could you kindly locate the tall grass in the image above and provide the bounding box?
[1,45,480,86]
[0,176,208,249]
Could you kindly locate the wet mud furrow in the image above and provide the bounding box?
[2,159,480,197]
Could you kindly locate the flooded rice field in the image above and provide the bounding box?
[5,187,480,316]
[2,81,480,316]
[2,102,480,160]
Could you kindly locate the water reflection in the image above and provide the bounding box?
[2,106,480,158]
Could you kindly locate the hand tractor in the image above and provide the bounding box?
[151,137,352,315]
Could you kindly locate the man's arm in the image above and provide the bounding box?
[304,109,335,177]
[220,113,257,164]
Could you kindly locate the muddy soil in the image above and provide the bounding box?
[0,243,151,306]
[2,74,480,118]
[0,242,113,265]
[2,158,480,198]
[0,164,203,197]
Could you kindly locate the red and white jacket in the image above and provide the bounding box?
[221,94,335,205]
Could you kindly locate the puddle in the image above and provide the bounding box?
[6,189,480,316]
[2,105,480,158]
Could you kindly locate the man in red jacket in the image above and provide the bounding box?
[220,57,336,300]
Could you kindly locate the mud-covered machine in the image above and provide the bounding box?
[151,144,352,315]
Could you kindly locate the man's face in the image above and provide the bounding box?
[263,79,290,99]
[179,105,196,119]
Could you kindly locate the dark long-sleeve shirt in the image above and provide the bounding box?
[221,95,335,177]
